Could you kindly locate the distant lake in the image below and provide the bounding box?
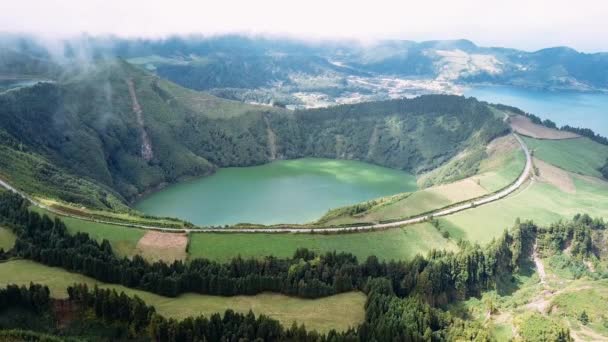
[134,158,417,226]
[466,85,608,137]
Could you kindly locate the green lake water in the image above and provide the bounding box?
[134,158,417,226]
[466,85,608,137]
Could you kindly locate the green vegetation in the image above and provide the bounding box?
[30,206,145,258]
[442,176,608,244]
[552,281,608,335]
[418,145,487,188]
[474,143,526,192]
[0,60,507,213]
[515,312,571,341]
[0,260,364,333]
[523,136,608,178]
[0,226,16,251]
[601,158,608,179]
[7,187,608,340]
[0,129,128,211]
[189,222,456,262]
[319,135,525,226]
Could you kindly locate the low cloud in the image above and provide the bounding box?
[0,0,606,52]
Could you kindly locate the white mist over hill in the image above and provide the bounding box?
[1,0,607,52]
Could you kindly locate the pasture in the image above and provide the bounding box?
[135,231,188,262]
[523,136,608,178]
[509,115,579,139]
[441,175,608,244]
[189,222,456,262]
[0,227,16,250]
[0,260,365,333]
[30,207,145,258]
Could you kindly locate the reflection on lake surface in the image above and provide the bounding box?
[135,158,417,226]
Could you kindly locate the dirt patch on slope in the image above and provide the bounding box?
[534,158,576,193]
[426,178,488,202]
[481,135,520,170]
[136,231,188,262]
[510,115,579,140]
[487,134,519,156]
[126,79,154,161]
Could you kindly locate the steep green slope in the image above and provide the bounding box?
[0,59,508,211]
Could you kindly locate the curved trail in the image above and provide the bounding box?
[0,133,532,234]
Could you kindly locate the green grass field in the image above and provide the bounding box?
[189,222,456,262]
[0,260,364,333]
[0,227,16,250]
[523,137,608,178]
[30,207,145,258]
[441,176,608,244]
[474,147,526,192]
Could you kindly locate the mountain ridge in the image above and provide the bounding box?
[0,59,507,211]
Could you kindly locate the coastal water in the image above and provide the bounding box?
[466,85,608,137]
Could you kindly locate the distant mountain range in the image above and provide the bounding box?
[1,35,607,109]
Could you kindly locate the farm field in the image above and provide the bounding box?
[189,222,456,262]
[30,206,145,258]
[135,231,188,262]
[0,260,365,333]
[441,175,608,244]
[523,136,608,178]
[29,206,455,262]
[508,114,580,139]
[0,226,16,250]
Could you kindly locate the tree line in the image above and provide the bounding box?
[0,191,518,302]
[2,191,606,340]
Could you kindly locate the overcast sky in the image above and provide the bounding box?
[1,0,606,52]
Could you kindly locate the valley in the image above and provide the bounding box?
[0,33,608,341]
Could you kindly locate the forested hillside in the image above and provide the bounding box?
[0,59,507,210]
[1,190,606,340]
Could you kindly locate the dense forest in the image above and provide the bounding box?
[1,190,606,340]
[0,60,507,210]
[602,159,608,179]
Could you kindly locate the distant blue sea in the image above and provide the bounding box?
[466,85,608,137]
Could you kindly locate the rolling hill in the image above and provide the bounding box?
[0,58,507,212]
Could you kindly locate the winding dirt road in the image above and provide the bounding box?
[0,133,531,234]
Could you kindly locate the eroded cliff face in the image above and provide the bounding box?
[126,79,153,161]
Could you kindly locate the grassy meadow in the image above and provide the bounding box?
[441,175,608,244]
[30,206,145,258]
[189,222,456,262]
[0,227,16,250]
[523,136,608,178]
[0,260,365,333]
